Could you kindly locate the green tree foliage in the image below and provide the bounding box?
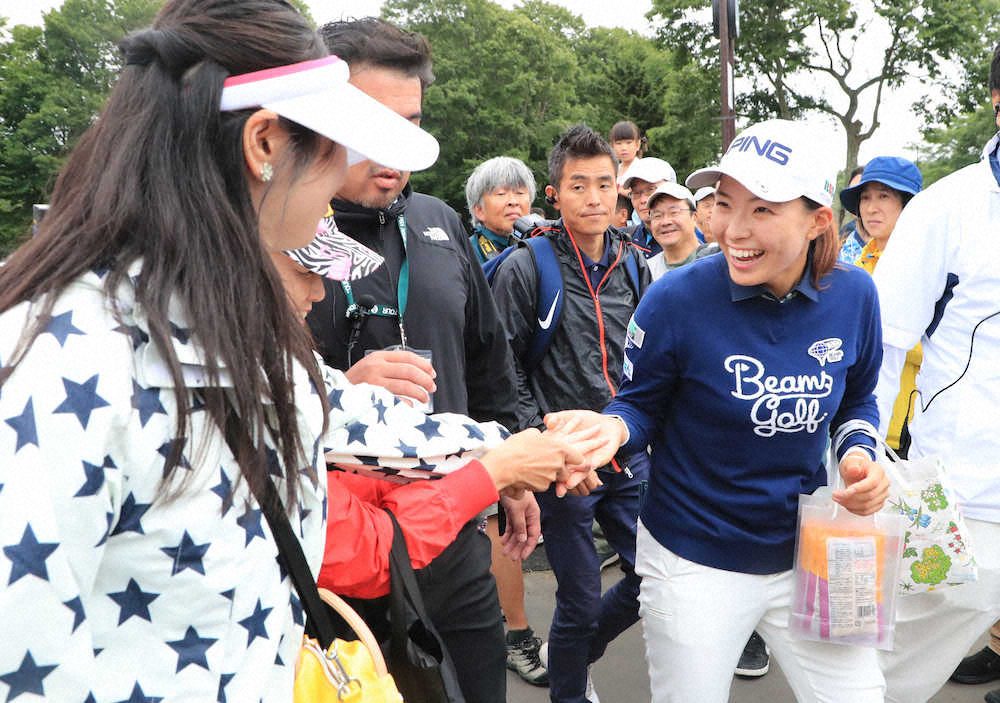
[0,0,161,255]
[916,105,997,188]
[382,0,719,222]
[648,0,1000,175]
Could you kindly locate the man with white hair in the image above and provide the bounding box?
[466,156,537,263]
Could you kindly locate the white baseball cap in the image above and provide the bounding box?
[221,55,439,172]
[693,186,716,203]
[620,157,677,188]
[647,182,695,211]
[686,120,835,207]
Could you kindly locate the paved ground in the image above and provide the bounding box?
[507,567,995,703]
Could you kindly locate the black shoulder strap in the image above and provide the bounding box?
[221,407,337,649]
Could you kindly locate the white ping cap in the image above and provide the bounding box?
[686,120,835,207]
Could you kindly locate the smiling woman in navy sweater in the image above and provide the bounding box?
[547,119,891,703]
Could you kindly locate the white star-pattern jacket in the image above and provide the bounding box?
[0,266,508,703]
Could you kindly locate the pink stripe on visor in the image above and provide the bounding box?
[219,55,439,172]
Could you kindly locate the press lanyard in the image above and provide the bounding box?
[340,214,411,346]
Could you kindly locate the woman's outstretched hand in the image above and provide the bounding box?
[480,428,594,498]
[544,410,628,471]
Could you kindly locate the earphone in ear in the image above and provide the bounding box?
[545,191,557,205]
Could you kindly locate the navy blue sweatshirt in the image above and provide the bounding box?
[605,255,881,574]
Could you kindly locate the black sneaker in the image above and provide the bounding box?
[506,629,548,686]
[987,688,1000,703]
[735,631,769,678]
[951,647,1000,685]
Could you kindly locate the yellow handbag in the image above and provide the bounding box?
[293,589,403,703]
[218,408,402,702]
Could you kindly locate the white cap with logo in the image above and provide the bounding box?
[620,157,677,188]
[685,120,835,207]
[647,182,695,211]
[693,186,716,203]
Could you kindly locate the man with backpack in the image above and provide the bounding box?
[490,124,651,703]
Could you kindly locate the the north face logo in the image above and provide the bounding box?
[422,227,449,242]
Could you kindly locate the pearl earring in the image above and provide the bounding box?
[260,163,273,182]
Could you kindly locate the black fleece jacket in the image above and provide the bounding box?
[306,185,519,431]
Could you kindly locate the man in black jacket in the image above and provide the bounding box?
[491,125,652,703]
[306,18,529,703]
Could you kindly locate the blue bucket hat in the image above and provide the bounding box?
[839,156,922,216]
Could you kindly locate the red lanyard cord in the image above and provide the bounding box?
[564,224,630,474]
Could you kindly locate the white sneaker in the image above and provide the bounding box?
[539,643,600,703]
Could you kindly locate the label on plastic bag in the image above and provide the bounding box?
[827,537,878,638]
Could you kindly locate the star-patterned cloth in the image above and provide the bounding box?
[0,264,508,702]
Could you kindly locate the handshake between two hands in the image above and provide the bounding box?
[482,409,628,500]
[482,410,628,560]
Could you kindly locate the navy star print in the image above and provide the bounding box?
[289,593,304,627]
[210,468,234,516]
[109,578,159,624]
[74,460,106,497]
[43,310,85,347]
[95,511,114,547]
[0,651,58,700]
[131,381,167,428]
[166,626,216,672]
[169,322,190,345]
[4,525,58,584]
[345,421,368,445]
[373,396,388,423]
[160,531,210,576]
[265,447,282,478]
[463,423,486,441]
[217,673,235,703]
[113,322,150,350]
[53,375,110,429]
[114,682,163,703]
[63,596,86,633]
[328,387,344,409]
[238,599,272,646]
[156,439,191,473]
[396,439,417,457]
[4,398,38,453]
[414,416,443,440]
[111,493,152,536]
[236,506,266,546]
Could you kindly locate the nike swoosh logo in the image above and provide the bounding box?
[537,290,560,329]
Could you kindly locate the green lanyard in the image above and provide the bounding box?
[341,214,411,346]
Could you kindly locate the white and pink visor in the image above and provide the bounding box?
[220,55,439,171]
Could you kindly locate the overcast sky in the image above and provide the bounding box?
[4,0,927,164]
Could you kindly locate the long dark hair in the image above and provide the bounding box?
[0,0,331,513]
[803,198,839,288]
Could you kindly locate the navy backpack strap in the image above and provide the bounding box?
[523,235,563,373]
[623,245,643,298]
[481,244,515,285]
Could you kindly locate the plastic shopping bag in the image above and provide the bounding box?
[790,486,905,650]
[880,443,978,595]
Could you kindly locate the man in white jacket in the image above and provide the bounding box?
[874,43,1000,703]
